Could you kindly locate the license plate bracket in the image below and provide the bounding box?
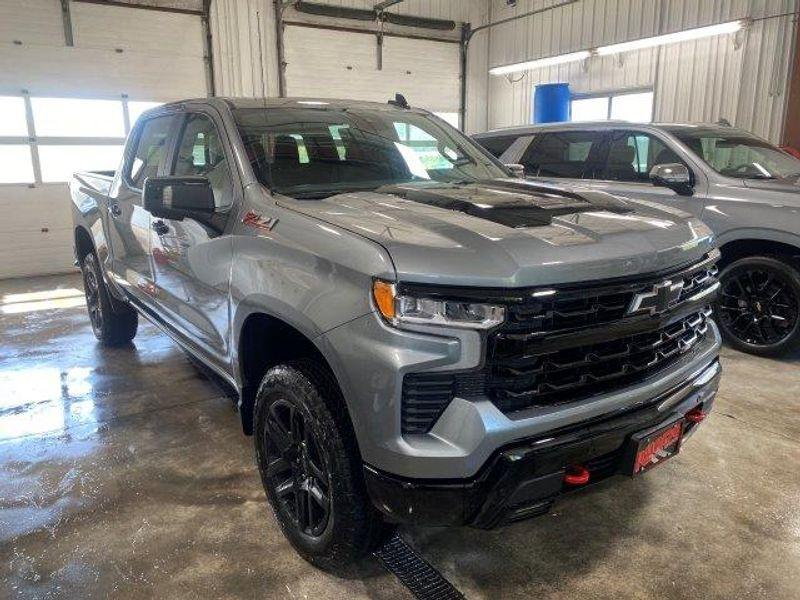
[624,418,685,476]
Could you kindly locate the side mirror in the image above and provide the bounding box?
[649,163,693,195]
[143,176,215,220]
[505,163,526,178]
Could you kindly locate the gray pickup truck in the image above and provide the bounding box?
[72,97,721,570]
[475,122,800,357]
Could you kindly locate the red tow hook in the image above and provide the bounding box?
[564,465,590,486]
[685,407,707,424]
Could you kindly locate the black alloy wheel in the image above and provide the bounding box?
[263,398,331,538]
[253,361,394,571]
[715,256,800,356]
[80,251,138,345]
[82,256,104,334]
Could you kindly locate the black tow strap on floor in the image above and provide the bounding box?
[375,534,465,600]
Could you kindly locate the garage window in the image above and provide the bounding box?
[0,97,28,137]
[571,91,654,123]
[0,97,35,184]
[0,94,163,184]
[0,146,35,184]
[32,98,125,138]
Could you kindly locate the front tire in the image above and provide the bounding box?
[81,252,138,346]
[715,255,800,357]
[254,360,393,571]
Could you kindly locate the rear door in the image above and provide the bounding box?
[150,108,236,367]
[520,130,608,183]
[107,113,177,305]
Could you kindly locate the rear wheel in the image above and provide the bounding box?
[254,360,393,571]
[81,252,138,345]
[715,255,800,357]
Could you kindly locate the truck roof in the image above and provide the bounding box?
[475,121,745,137]
[154,96,430,114]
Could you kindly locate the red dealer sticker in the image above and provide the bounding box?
[631,420,685,475]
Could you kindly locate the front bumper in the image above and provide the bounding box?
[364,358,720,528]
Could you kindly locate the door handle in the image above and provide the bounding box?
[152,220,169,235]
[109,203,122,218]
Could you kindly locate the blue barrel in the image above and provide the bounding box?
[533,83,571,123]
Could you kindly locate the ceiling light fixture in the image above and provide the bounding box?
[489,50,592,76]
[489,19,746,76]
[596,20,745,56]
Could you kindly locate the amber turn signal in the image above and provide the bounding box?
[372,280,396,320]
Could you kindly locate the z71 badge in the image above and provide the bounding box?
[242,210,277,232]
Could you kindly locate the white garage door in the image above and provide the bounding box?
[284,26,460,120]
[0,1,206,280]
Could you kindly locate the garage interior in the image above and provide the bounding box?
[1,1,799,598]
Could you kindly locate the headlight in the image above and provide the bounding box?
[372,280,505,330]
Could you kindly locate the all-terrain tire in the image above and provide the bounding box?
[81,252,138,346]
[253,359,394,571]
[714,255,800,357]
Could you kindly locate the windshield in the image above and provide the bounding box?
[667,128,800,180]
[233,106,508,198]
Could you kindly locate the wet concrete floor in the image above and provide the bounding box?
[1,274,798,599]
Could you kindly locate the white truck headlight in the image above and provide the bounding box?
[372,280,505,330]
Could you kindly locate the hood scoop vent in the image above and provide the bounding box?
[380,181,632,228]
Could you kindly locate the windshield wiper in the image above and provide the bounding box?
[282,186,381,200]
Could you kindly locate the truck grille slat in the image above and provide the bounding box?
[401,255,719,433]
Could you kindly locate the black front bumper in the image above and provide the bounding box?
[364,360,720,529]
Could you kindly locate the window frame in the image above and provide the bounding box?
[0,92,160,186]
[123,112,181,193]
[169,109,239,214]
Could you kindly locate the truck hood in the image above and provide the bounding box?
[278,179,715,288]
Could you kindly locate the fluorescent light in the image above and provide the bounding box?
[488,19,745,76]
[597,20,744,56]
[489,50,592,76]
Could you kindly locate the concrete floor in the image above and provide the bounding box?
[1,274,798,599]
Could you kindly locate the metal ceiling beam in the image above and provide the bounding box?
[374,0,403,11]
[468,0,577,39]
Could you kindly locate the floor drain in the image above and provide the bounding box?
[375,533,465,600]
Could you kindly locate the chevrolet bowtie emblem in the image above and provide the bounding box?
[627,279,685,316]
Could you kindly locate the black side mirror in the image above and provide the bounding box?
[649,163,694,196]
[143,176,215,220]
[505,163,526,178]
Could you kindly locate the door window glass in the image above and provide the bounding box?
[603,132,681,182]
[476,135,519,158]
[128,115,174,189]
[521,131,604,178]
[173,113,233,209]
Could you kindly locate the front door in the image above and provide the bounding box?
[518,129,705,218]
[150,110,236,367]
[107,114,176,305]
[581,130,704,217]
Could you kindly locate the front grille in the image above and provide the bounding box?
[503,257,718,335]
[401,254,719,433]
[488,308,712,414]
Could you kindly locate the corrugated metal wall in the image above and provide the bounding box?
[486,0,799,143]
[209,0,490,132]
